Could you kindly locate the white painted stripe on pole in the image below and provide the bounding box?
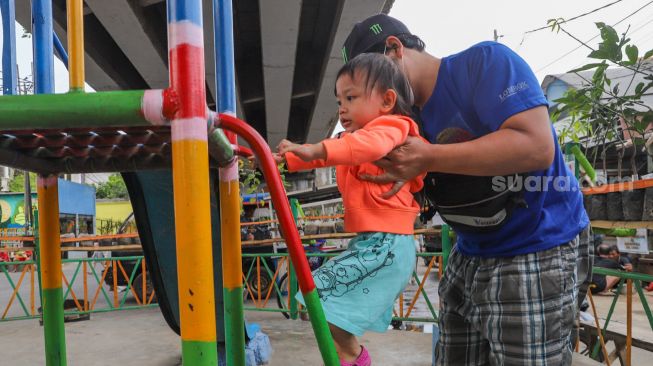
[219,160,239,182]
[168,21,204,49]
[142,89,166,125]
[171,117,208,141]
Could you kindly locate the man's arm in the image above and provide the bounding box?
[365,106,555,196]
[421,106,554,175]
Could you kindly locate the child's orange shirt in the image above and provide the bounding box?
[285,115,426,235]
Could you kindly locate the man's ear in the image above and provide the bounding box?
[381,89,397,113]
[385,36,404,58]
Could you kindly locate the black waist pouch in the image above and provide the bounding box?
[423,172,527,233]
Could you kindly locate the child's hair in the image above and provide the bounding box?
[335,53,414,116]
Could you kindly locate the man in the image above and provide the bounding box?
[342,14,590,365]
[591,244,630,295]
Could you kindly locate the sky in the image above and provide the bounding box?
[0,23,71,93]
[389,0,653,82]
[334,0,653,134]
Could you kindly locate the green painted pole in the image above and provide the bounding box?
[441,224,451,272]
[289,199,301,320]
[207,113,235,167]
[570,144,596,182]
[591,279,624,358]
[0,90,150,129]
[289,263,298,320]
[302,290,340,366]
[37,175,67,366]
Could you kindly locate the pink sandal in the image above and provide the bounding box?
[340,346,371,366]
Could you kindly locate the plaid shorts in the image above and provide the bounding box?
[436,227,592,366]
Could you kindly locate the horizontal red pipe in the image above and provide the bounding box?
[233,145,252,158]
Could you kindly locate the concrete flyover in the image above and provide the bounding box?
[15,0,395,145]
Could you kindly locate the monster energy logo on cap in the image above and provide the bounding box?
[370,23,382,35]
[342,46,348,63]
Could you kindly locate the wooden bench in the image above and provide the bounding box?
[579,321,653,365]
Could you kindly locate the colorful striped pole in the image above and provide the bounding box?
[32,1,67,365]
[214,0,246,363]
[218,113,339,366]
[37,175,67,366]
[167,1,218,365]
[218,158,245,365]
[66,0,84,91]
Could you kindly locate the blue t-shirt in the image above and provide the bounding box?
[420,41,589,257]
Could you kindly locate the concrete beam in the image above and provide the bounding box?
[202,0,217,104]
[259,0,302,147]
[139,0,164,6]
[13,1,119,91]
[86,0,168,89]
[305,0,388,143]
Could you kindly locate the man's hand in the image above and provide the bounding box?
[276,139,327,162]
[359,136,430,198]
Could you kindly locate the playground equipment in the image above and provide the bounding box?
[0,0,338,365]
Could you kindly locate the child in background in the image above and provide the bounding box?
[274,53,426,366]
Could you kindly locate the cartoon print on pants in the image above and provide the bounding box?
[314,241,394,301]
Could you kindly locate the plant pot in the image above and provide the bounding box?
[642,187,653,221]
[622,190,644,221]
[584,194,607,220]
[318,223,335,234]
[606,192,624,221]
[303,224,318,236]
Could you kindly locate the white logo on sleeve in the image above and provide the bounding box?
[498,81,529,102]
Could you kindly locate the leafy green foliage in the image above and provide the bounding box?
[95,173,128,199]
[8,171,37,192]
[239,157,291,195]
[551,22,653,168]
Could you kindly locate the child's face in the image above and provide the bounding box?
[335,72,389,133]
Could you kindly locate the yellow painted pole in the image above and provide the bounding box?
[66,0,84,90]
[219,160,246,364]
[37,175,67,365]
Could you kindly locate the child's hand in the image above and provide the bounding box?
[272,153,285,165]
[277,139,326,162]
[276,139,298,154]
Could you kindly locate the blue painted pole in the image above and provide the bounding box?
[214,0,236,115]
[32,2,66,365]
[32,0,54,94]
[53,33,69,68]
[0,0,17,95]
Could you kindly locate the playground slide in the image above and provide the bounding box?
[121,170,227,343]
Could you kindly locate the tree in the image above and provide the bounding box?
[95,173,128,199]
[550,22,653,177]
[8,171,36,192]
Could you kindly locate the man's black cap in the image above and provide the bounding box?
[342,14,412,63]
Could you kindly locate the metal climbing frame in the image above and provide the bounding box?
[0,0,338,365]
